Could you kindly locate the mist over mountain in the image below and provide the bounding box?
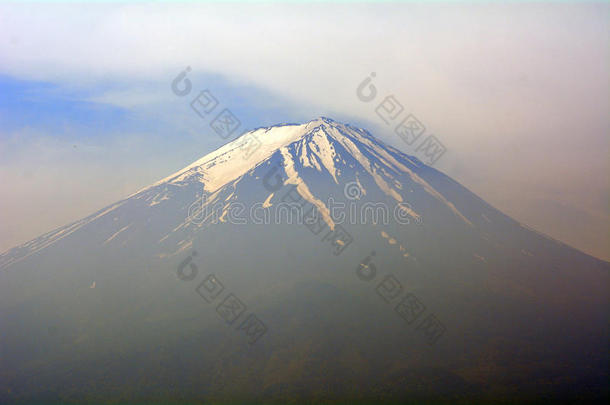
[0,118,607,404]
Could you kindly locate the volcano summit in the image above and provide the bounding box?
[0,118,607,403]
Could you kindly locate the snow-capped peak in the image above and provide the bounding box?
[148,118,357,193]
[135,117,473,227]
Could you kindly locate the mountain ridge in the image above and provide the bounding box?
[1,117,607,267]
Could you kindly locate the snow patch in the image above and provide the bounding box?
[104,224,130,245]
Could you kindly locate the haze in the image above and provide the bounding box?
[0,1,608,260]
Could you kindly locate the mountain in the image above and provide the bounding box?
[0,117,608,404]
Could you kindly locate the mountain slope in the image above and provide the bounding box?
[0,117,607,404]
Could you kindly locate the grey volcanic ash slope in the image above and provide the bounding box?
[0,117,607,403]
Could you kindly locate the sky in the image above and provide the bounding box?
[0,1,608,260]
